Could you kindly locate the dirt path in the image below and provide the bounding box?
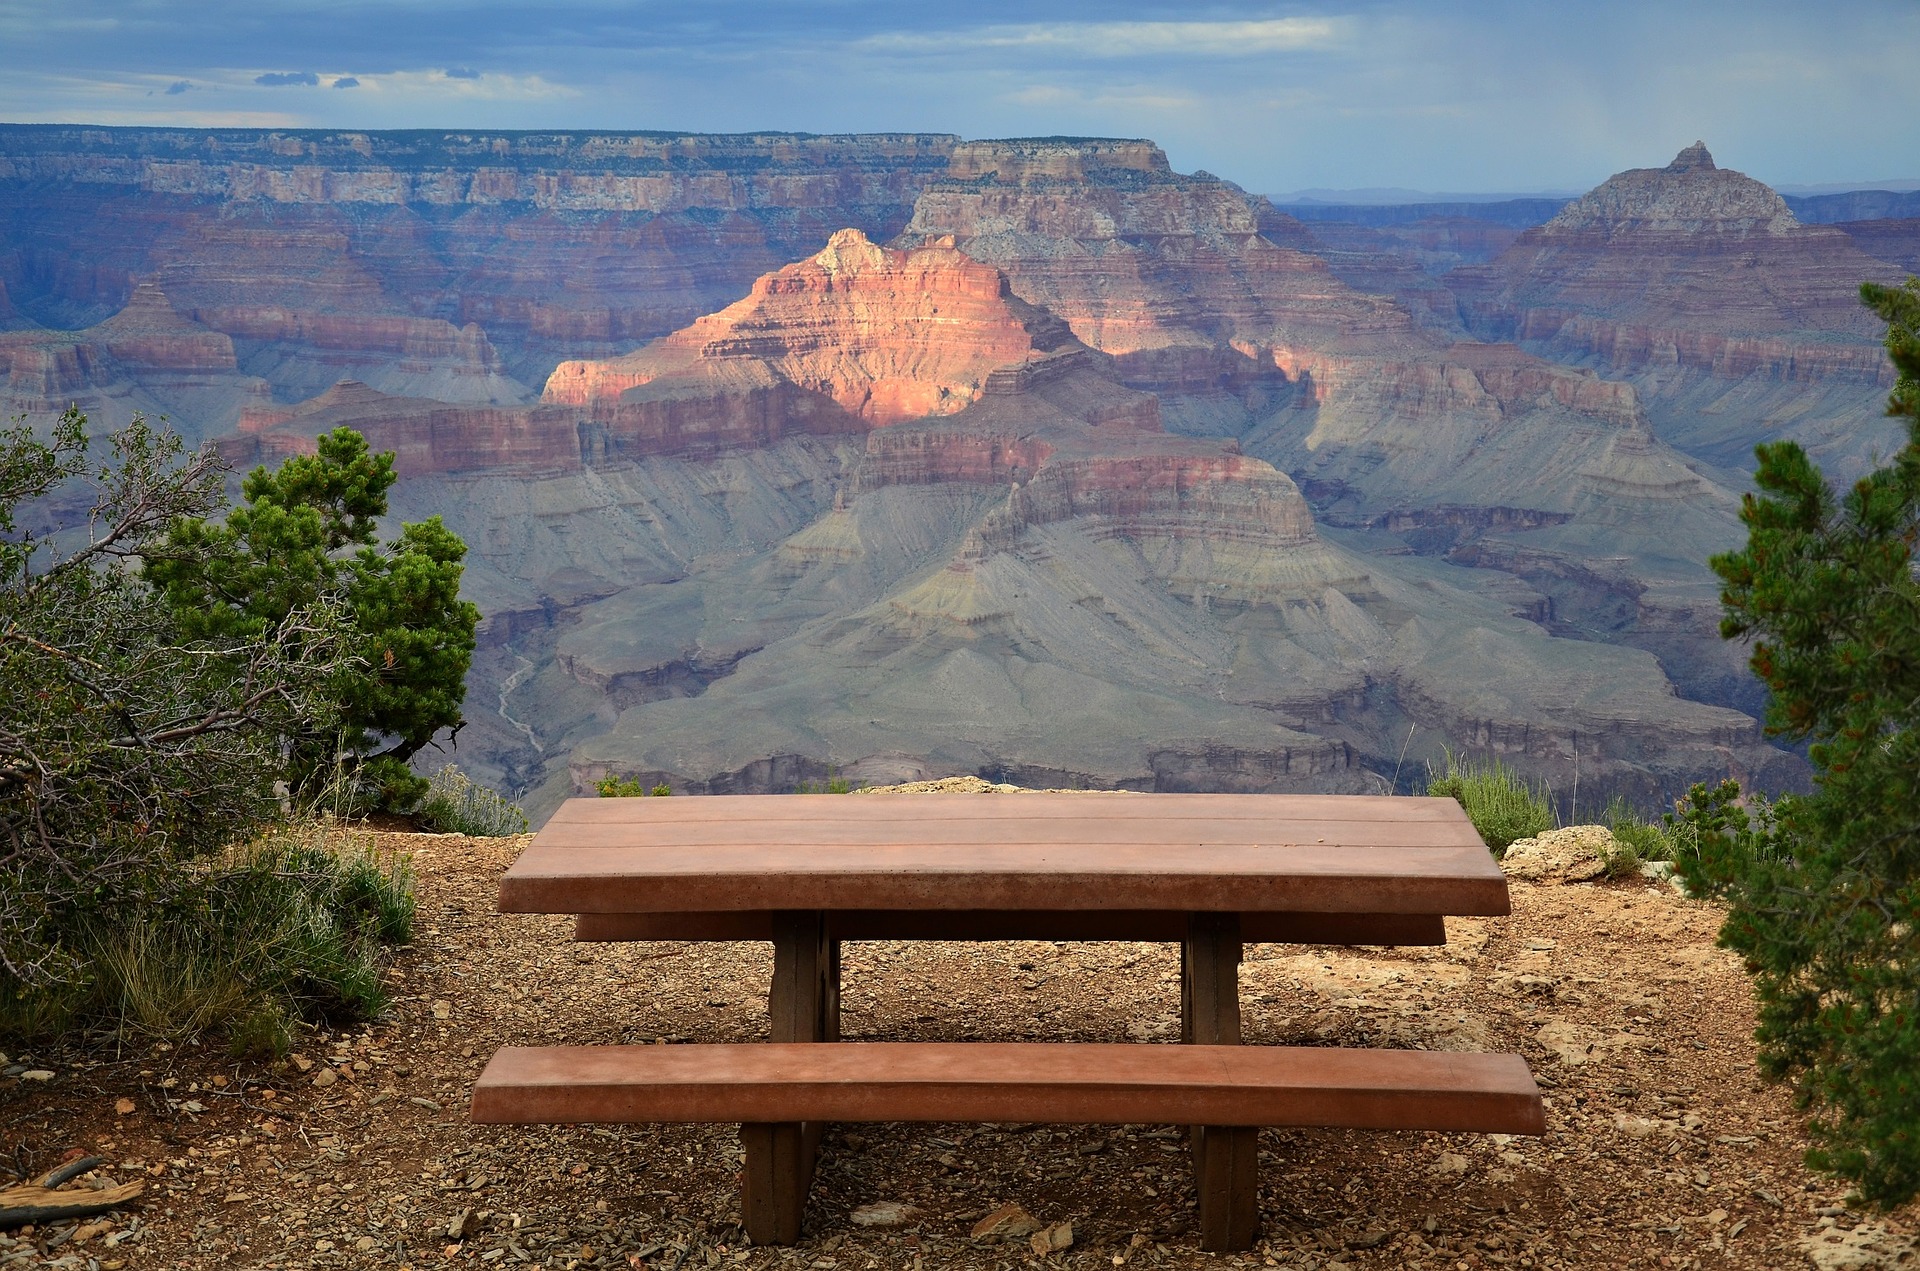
[2,825,1916,1270]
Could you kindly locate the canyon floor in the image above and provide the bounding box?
[3,810,1918,1271]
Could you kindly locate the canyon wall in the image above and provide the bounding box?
[5,126,1871,814]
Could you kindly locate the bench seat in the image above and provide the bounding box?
[471,1042,1545,1135]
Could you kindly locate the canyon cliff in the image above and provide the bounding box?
[6,126,1882,816]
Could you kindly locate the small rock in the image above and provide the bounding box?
[113,1098,135,1116]
[432,1000,453,1020]
[1429,1152,1470,1176]
[354,1236,378,1252]
[971,1202,1044,1242]
[289,1054,313,1073]
[850,1201,923,1228]
[448,1209,482,1240]
[1029,1222,1073,1255]
[1501,826,1614,883]
[311,1068,339,1089]
[1348,1227,1389,1250]
[20,1069,53,1081]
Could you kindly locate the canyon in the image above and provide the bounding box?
[5,125,1911,818]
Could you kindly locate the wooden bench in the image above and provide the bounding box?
[473,1042,1544,1243]
[479,794,1540,1251]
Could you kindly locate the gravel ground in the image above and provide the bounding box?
[3,818,1917,1271]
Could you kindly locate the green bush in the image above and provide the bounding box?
[597,775,670,797]
[795,773,861,794]
[1425,750,1556,854]
[1598,795,1677,878]
[0,827,414,1055]
[415,765,529,837]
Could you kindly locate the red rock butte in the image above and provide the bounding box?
[543,229,1077,427]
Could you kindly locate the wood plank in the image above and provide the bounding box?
[545,793,1471,825]
[470,1042,1546,1134]
[501,846,1508,917]
[571,911,1449,945]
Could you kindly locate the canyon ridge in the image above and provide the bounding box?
[6,127,1914,820]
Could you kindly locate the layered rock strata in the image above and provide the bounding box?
[1449,144,1907,476]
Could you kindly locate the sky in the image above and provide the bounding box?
[1,0,1915,197]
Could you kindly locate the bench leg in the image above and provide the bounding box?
[743,911,829,1245]
[1184,912,1259,1252]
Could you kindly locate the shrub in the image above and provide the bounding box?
[1,410,348,1001]
[416,765,529,837]
[2,826,414,1054]
[597,775,670,797]
[1425,750,1555,854]
[1671,277,1920,1206]
[1598,795,1677,878]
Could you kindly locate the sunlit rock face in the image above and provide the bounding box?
[545,229,1076,427]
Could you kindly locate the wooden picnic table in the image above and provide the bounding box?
[472,793,1543,1251]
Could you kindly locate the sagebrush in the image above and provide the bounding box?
[416,765,529,836]
[1425,750,1555,854]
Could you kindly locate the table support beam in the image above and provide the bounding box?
[1183,912,1258,1252]
[743,911,838,1245]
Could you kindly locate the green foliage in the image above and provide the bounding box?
[1671,277,1920,1207]
[596,775,670,797]
[1597,795,1678,878]
[2,409,345,998]
[145,428,480,813]
[3,828,415,1054]
[416,765,530,837]
[2,410,423,1051]
[1424,750,1555,854]
[795,773,861,794]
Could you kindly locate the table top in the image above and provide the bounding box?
[500,793,1507,917]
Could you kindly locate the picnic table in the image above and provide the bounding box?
[471,792,1544,1251]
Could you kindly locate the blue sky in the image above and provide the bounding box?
[1,0,1915,195]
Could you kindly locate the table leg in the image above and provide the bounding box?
[1184,912,1258,1252]
[743,911,828,1245]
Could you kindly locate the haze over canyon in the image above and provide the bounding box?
[4,125,1913,820]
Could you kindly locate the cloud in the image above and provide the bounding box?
[164,80,192,95]
[444,67,481,79]
[333,76,359,88]
[861,18,1347,60]
[254,70,319,87]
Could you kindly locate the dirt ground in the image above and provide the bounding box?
[3,812,1918,1271]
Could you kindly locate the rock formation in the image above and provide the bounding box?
[1449,144,1908,476]
[6,126,1870,815]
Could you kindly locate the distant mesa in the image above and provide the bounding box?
[1542,141,1799,236]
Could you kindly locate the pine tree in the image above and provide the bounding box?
[1674,277,1920,1205]
[145,428,480,810]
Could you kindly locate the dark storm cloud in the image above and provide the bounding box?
[0,0,1913,193]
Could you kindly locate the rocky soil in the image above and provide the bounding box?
[3,808,1916,1270]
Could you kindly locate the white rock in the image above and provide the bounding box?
[850,1201,923,1228]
